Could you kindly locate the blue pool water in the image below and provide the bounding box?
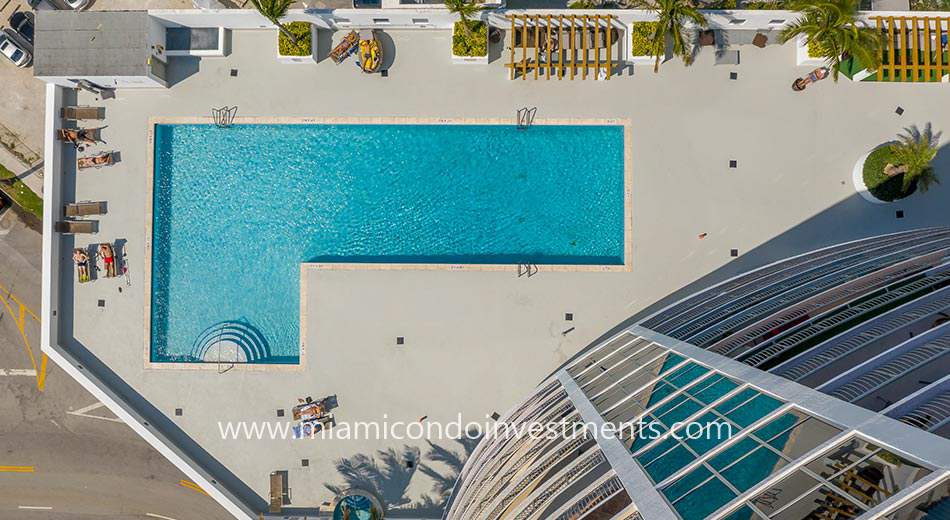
[151,124,625,362]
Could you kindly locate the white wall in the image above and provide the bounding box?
[35,76,165,89]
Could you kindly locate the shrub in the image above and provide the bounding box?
[453,21,487,57]
[630,21,660,57]
[807,38,835,59]
[863,146,917,202]
[278,22,312,57]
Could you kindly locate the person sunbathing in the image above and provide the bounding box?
[98,244,116,278]
[73,248,90,282]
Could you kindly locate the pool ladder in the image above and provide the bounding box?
[517,107,537,130]
[212,105,238,128]
[518,262,539,278]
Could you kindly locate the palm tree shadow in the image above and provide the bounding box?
[324,432,482,515]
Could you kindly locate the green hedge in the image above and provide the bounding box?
[863,146,916,202]
[630,21,659,57]
[453,21,487,57]
[278,22,312,57]
[807,38,834,59]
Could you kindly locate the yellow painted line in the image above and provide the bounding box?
[179,480,210,496]
[0,466,35,472]
[0,283,45,391]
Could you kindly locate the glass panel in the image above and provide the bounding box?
[663,465,714,503]
[710,437,760,470]
[721,446,789,493]
[628,416,667,453]
[655,397,704,428]
[666,363,709,388]
[767,418,841,460]
[636,435,677,465]
[603,381,676,424]
[830,447,932,508]
[885,477,950,519]
[715,388,759,415]
[750,470,820,517]
[725,394,783,428]
[753,410,808,443]
[721,505,766,520]
[771,486,865,520]
[692,376,740,405]
[804,438,876,480]
[568,333,640,379]
[671,477,737,520]
[682,413,736,456]
[643,445,696,483]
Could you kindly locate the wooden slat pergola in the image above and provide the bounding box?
[505,14,622,81]
[873,16,950,82]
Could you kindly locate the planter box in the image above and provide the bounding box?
[795,34,826,66]
[452,52,488,65]
[626,23,664,65]
[277,24,317,64]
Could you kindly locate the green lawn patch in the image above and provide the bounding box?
[863,146,916,202]
[453,21,487,57]
[0,162,43,218]
[278,22,312,57]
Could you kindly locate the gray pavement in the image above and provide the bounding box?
[52,26,950,515]
[0,211,233,520]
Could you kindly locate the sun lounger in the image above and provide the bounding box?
[64,201,107,218]
[55,220,99,234]
[73,248,92,283]
[78,151,115,170]
[58,127,104,145]
[98,243,118,278]
[329,30,359,64]
[61,106,104,120]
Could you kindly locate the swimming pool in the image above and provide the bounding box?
[148,120,627,364]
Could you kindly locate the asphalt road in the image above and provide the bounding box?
[0,210,235,520]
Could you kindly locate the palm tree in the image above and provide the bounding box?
[887,124,942,195]
[445,0,484,39]
[632,0,707,73]
[779,0,884,81]
[251,0,297,45]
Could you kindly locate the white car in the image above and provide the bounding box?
[0,34,31,68]
[29,0,90,10]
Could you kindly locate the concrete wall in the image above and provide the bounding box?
[35,76,165,88]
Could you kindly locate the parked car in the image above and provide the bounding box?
[0,33,31,67]
[28,0,90,10]
[9,12,34,46]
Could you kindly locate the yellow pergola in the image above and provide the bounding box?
[505,14,622,80]
[873,16,950,82]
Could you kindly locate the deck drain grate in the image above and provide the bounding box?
[490,412,501,420]
[895,106,904,115]
[381,70,389,77]
[277,409,284,417]
[230,69,238,77]
[565,313,573,321]
[731,249,739,257]
[729,72,738,80]
[302,459,309,467]
[175,408,182,416]
[896,210,905,219]
[97,299,105,307]
[396,337,405,345]
[729,160,737,168]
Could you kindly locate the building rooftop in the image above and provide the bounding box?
[34,10,149,78]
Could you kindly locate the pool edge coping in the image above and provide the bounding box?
[143,116,633,371]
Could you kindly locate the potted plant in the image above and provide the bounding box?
[447,0,488,64]
[854,124,941,203]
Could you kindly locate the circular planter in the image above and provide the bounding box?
[330,488,385,520]
[852,142,917,204]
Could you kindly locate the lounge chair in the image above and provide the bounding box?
[61,106,104,120]
[55,220,99,234]
[64,201,107,218]
[73,248,91,283]
[329,30,359,64]
[78,151,115,170]
[57,127,105,145]
[98,243,117,278]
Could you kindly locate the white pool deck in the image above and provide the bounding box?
[48,27,950,517]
